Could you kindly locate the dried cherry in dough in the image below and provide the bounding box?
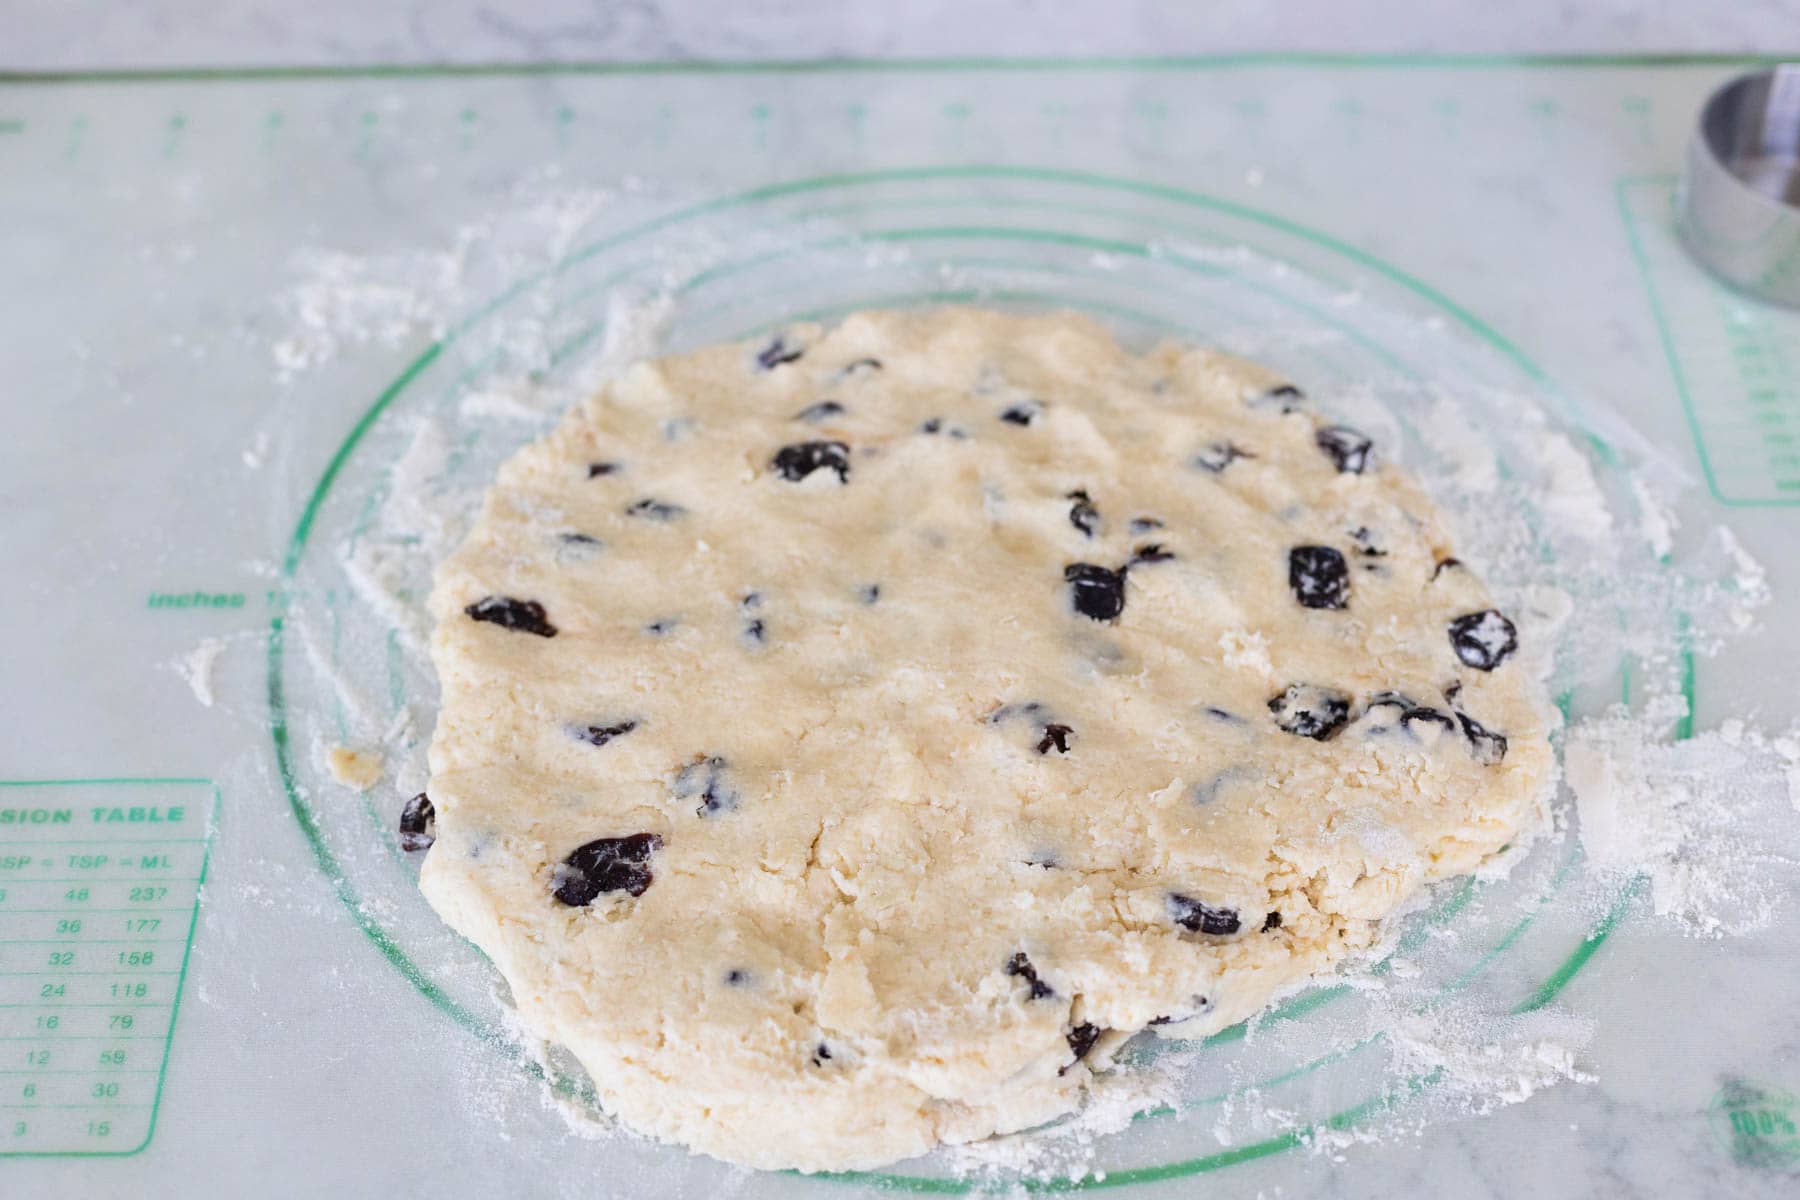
[464,596,557,638]
[1064,563,1126,621]
[1249,383,1306,413]
[1066,489,1100,538]
[626,498,685,521]
[1000,400,1043,426]
[1457,712,1510,764]
[756,335,804,370]
[1288,545,1350,610]
[1268,684,1352,740]
[771,441,851,483]
[1060,1023,1102,1073]
[1315,425,1373,474]
[1004,951,1055,1000]
[398,793,435,852]
[572,720,638,747]
[1168,893,1242,935]
[1449,610,1519,671]
[1194,441,1253,473]
[553,834,662,905]
[673,756,740,817]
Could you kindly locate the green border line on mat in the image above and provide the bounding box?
[1614,174,1800,508]
[0,53,1790,86]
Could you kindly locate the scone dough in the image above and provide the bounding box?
[420,308,1551,1171]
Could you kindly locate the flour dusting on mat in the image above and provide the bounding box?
[264,198,1795,1185]
[1569,713,1800,936]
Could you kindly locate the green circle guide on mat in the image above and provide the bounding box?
[264,166,1672,1191]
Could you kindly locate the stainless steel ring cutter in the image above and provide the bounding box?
[1679,64,1800,307]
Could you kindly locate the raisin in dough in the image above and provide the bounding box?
[420,308,1552,1171]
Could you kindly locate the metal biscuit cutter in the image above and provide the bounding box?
[1680,63,1800,307]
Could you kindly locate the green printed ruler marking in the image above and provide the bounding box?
[0,780,215,1157]
[1619,176,1800,506]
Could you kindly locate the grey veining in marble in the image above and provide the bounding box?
[8,0,1800,70]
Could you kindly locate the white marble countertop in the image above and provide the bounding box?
[3,10,1799,1200]
[8,0,1800,69]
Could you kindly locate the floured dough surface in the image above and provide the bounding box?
[420,308,1552,1171]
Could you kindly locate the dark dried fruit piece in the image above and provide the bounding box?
[1148,997,1210,1025]
[857,583,881,604]
[1131,543,1175,565]
[1457,712,1509,765]
[646,618,678,637]
[1005,952,1055,1000]
[1400,707,1456,736]
[1000,400,1043,426]
[742,618,767,646]
[1064,563,1127,621]
[795,400,846,422]
[1203,706,1243,724]
[1316,425,1373,474]
[572,720,638,748]
[1168,893,1242,935]
[1432,557,1463,579]
[626,498,686,521]
[1250,383,1306,413]
[1349,526,1386,557]
[1262,911,1283,931]
[919,417,967,438]
[755,335,804,370]
[1356,692,1448,738]
[673,756,740,817]
[1036,724,1073,755]
[398,793,435,852]
[1061,1022,1102,1073]
[1268,684,1352,740]
[771,440,851,483]
[1066,489,1099,538]
[1448,610,1518,671]
[1194,441,1254,473]
[811,1042,833,1067]
[552,833,662,905]
[559,532,602,548]
[724,968,751,985]
[587,461,620,478]
[1129,516,1165,534]
[465,596,557,638]
[1289,545,1350,610]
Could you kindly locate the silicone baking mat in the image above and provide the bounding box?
[2,55,1797,1197]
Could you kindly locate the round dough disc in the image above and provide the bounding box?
[420,308,1552,1171]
